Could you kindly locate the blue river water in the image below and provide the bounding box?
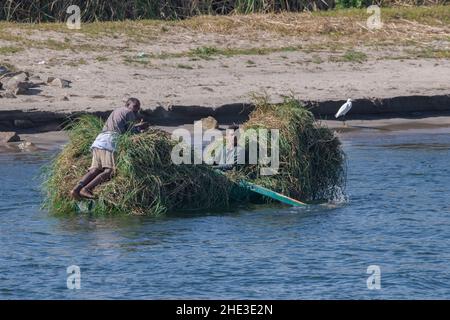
[0,129,450,299]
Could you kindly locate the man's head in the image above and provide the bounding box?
[125,98,141,114]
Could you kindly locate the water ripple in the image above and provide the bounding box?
[1,132,450,299]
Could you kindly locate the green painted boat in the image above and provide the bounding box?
[238,180,306,207]
[75,170,306,213]
[216,169,306,207]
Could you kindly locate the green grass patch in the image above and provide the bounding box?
[123,56,152,66]
[176,63,194,69]
[0,45,23,54]
[133,45,303,62]
[95,56,109,62]
[330,49,368,63]
[66,58,88,67]
[405,47,450,59]
[189,46,221,59]
[311,54,324,64]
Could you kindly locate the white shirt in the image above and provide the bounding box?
[91,131,118,152]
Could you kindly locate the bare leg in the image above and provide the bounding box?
[70,168,102,200]
[80,168,113,199]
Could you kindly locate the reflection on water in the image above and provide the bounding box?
[1,130,450,299]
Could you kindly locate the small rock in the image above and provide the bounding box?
[8,72,28,83]
[18,141,38,151]
[5,81,30,95]
[0,73,16,87]
[4,73,32,95]
[0,66,8,76]
[43,76,55,83]
[61,95,69,101]
[50,78,70,88]
[137,52,148,58]
[0,92,16,99]
[202,87,214,92]
[14,119,34,129]
[0,131,20,143]
[201,116,219,130]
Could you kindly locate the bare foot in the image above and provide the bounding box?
[70,188,82,201]
[80,188,96,199]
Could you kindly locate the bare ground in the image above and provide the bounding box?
[0,7,449,114]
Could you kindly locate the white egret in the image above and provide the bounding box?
[335,98,352,126]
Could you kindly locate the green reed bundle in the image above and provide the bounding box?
[43,115,234,215]
[234,96,346,202]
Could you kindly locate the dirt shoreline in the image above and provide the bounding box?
[1,9,449,134]
[1,94,450,133]
[2,115,450,154]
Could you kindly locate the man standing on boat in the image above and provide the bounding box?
[70,98,148,200]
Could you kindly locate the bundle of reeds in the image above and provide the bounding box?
[43,97,346,215]
[234,96,346,202]
[43,115,235,215]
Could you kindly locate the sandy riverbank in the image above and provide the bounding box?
[1,7,449,131]
[2,115,450,154]
[1,56,448,115]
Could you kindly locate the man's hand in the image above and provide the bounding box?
[134,119,150,132]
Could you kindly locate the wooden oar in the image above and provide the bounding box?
[238,179,307,207]
[214,169,306,207]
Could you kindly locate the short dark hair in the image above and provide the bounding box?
[126,97,141,109]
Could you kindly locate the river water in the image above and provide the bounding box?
[1,128,449,299]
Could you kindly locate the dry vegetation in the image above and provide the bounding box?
[0,6,449,66]
[1,1,448,22]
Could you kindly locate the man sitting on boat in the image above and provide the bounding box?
[210,124,245,170]
[70,98,148,200]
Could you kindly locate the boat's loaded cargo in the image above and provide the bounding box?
[43,97,346,215]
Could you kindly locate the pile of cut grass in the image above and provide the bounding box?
[44,116,234,215]
[233,96,346,202]
[43,97,346,215]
